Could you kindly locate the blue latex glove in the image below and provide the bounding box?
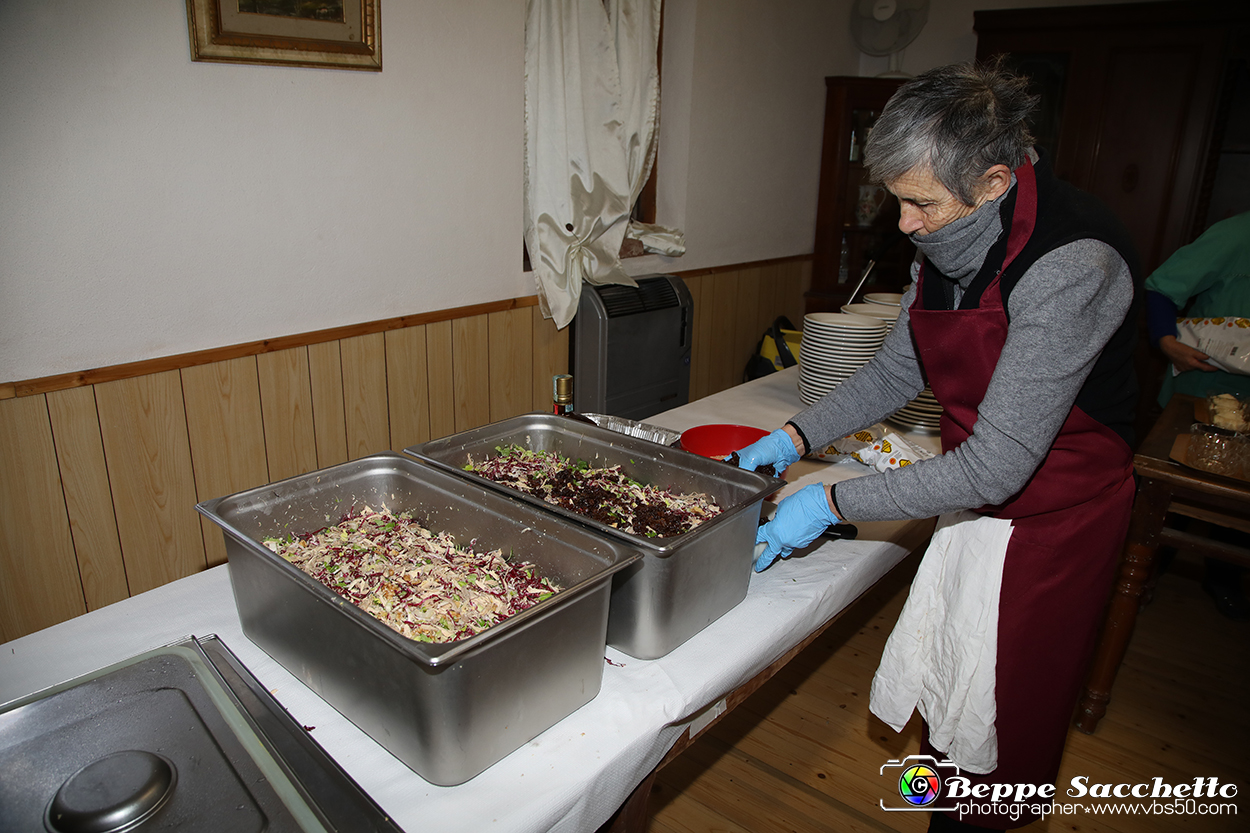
[735,428,801,475]
[754,483,840,572]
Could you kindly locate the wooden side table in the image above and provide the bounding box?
[1075,394,1250,733]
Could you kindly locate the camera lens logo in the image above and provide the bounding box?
[880,754,959,812]
[898,763,943,807]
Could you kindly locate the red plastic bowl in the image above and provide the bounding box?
[679,424,769,460]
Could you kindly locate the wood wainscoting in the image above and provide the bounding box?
[0,257,810,642]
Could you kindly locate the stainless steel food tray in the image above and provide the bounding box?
[404,414,785,659]
[0,635,400,832]
[196,453,639,786]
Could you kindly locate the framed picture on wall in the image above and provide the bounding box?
[187,0,381,72]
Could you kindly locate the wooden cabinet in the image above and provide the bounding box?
[976,1,1250,443]
[975,1,1250,274]
[807,77,913,314]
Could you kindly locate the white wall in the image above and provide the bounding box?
[629,0,861,276]
[1,0,526,381]
[0,0,1160,382]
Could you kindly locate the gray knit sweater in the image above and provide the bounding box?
[789,181,1134,522]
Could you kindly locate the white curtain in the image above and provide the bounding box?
[524,0,685,329]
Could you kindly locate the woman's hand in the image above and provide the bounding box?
[1159,335,1217,373]
[735,427,803,475]
[753,483,841,572]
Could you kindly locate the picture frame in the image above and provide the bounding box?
[187,0,381,72]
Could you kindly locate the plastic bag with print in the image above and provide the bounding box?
[1175,317,1250,376]
[823,425,934,473]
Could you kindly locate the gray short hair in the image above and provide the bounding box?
[863,61,1038,205]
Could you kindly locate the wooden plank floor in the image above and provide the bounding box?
[646,551,1249,832]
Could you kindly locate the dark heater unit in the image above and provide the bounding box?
[571,274,693,421]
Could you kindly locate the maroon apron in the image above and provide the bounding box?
[907,160,1136,829]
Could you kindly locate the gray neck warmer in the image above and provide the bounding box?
[911,176,1016,288]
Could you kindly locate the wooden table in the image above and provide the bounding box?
[599,485,932,833]
[0,368,938,833]
[1075,394,1250,733]
[597,373,938,831]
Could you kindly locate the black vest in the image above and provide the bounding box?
[920,152,1144,447]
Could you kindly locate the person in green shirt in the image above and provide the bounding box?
[1145,210,1250,620]
[1146,210,1250,407]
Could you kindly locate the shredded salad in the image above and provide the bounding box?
[465,445,721,538]
[263,506,560,643]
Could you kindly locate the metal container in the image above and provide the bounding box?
[196,453,639,786]
[405,414,785,659]
[0,635,400,832]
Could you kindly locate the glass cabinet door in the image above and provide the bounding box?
[809,77,914,314]
[841,107,906,289]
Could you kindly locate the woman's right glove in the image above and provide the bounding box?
[735,428,801,475]
[754,483,840,572]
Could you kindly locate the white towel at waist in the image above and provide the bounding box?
[869,509,1013,774]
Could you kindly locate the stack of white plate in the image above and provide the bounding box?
[863,292,904,307]
[841,302,901,330]
[798,312,889,406]
[886,387,943,434]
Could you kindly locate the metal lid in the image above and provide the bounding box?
[552,374,573,405]
[2,636,402,833]
[46,750,175,833]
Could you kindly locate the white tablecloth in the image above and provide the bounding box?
[0,368,936,833]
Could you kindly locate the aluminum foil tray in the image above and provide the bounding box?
[197,453,639,786]
[583,413,682,447]
[405,414,786,659]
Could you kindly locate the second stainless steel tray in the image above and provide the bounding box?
[405,414,785,659]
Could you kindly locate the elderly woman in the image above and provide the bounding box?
[737,63,1141,831]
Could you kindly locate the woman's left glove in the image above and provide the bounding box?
[735,428,801,475]
[754,483,840,572]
